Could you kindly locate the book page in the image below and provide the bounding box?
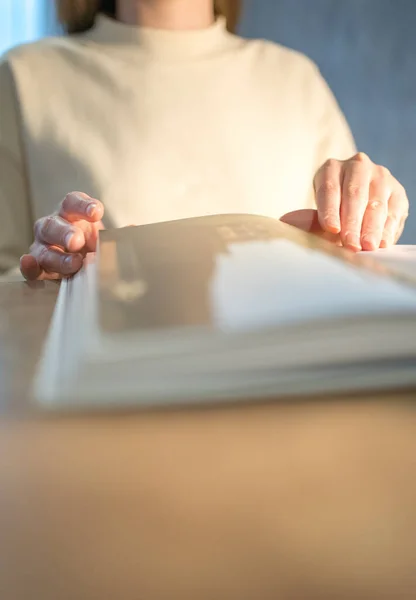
[211,239,416,331]
[360,246,416,280]
[98,214,293,333]
[97,215,416,335]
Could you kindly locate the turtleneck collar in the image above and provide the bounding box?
[84,14,236,59]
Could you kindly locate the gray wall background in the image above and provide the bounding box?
[239,0,416,243]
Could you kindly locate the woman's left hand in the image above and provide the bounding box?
[311,152,409,251]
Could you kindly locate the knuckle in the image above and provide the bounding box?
[39,248,60,273]
[373,165,390,182]
[61,192,74,211]
[318,180,338,197]
[353,151,369,164]
[40,215,55,240]
[323,158,338,170]
[34,218,44,240]
[344,216,360,230]
[387,212,400,225]
[62,191,83,213]
[37,244,50,266]
[368,199,387,212]
[345,184,363,201]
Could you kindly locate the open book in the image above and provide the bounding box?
[34,214,416,409]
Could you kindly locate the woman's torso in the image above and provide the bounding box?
[7,17,325,229]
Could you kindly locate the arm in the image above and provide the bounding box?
[306,64,356,208]
[1,58,103,282]
[0,58,33,277]
[313,66,357,167]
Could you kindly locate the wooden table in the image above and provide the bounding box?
[0,281,415,600]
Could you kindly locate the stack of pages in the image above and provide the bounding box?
[34,214,416,409]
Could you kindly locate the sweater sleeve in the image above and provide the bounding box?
[0,57,33,276]
[306,63,357,208]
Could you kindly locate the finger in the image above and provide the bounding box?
[32,244,84,276]
[20,254,43,281]
[75,218,105,252]
[380,186,409,248]
[314,159,342,233]
[59,192,104,223]
[20,253,61,281]
[396,215,407,242]
[341,153,372,251]
[34,215,86,252]
[360,167,390,251]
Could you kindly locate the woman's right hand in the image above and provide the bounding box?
[20,192,104,281]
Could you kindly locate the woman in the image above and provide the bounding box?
[0,0,409,280]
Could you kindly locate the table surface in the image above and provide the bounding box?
[0,281,415,600]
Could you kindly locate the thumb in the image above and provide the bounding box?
[280,209,341,244]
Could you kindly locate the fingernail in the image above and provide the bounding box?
[344,233,362,251]
[63,255,73,270]
[323,215,341,233]
[361,234,378,251]
[86,202,97,217]
[380,236,392,249]
[65,232,73,248]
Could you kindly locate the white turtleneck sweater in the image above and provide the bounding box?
[0,15,355,274]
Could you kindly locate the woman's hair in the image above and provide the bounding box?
[57,0,242,34]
